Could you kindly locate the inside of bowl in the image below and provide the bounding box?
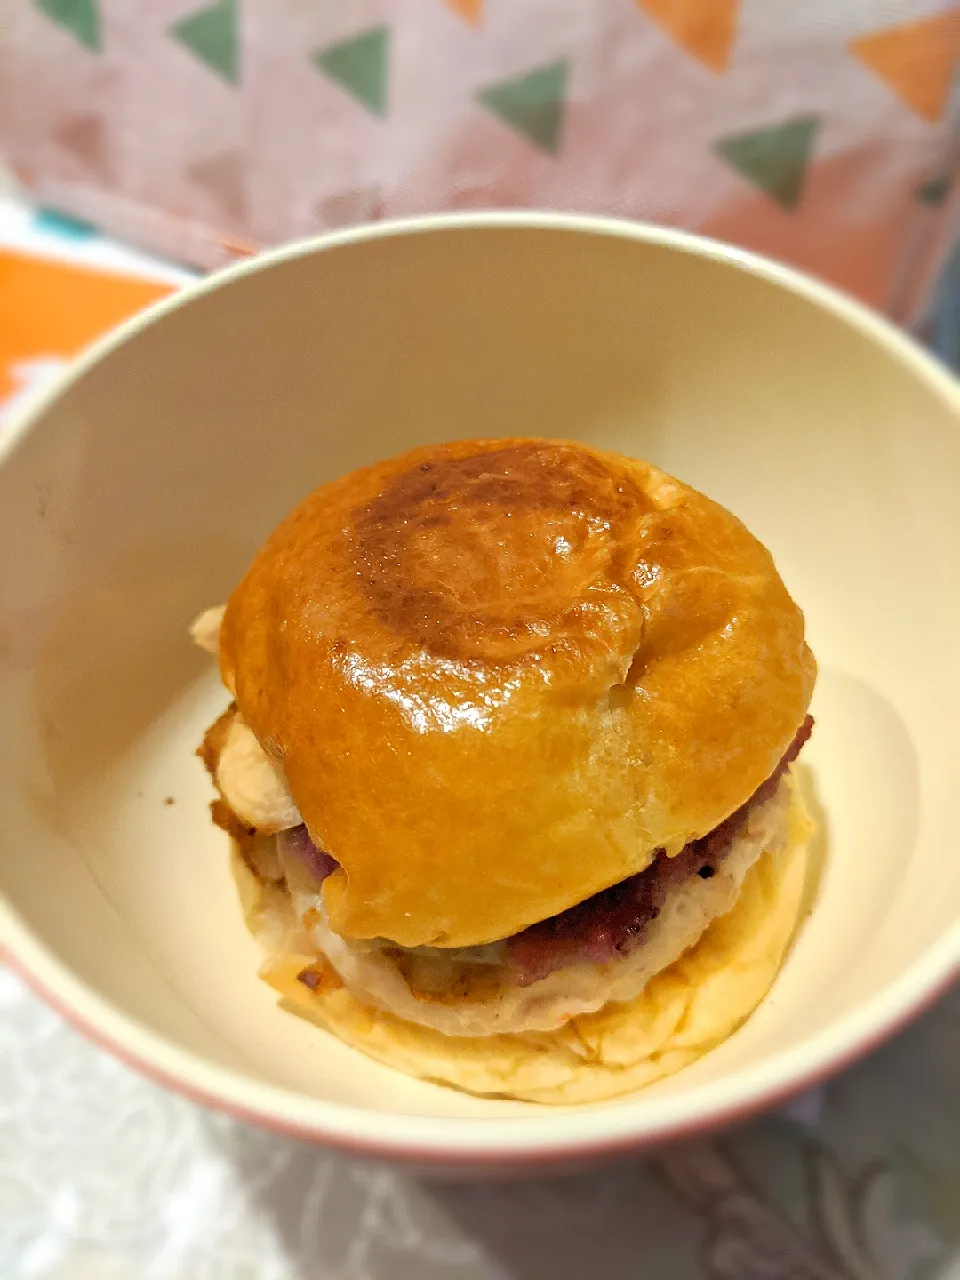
[0,222,957,1123]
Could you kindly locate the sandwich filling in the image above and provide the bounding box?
[197,602,812,1037]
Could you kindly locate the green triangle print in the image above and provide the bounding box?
[35,0,100,51]
[917,174,951,206]
[714,116,820,211]
[313,26,389,117]
[478,61,568,155]
[170,0,238,85]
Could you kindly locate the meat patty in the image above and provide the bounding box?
[207,711,814,1018]
[508,714,813,983]
[207,718,811,1036]
[290,774,798,1036]
[207,712,813,975]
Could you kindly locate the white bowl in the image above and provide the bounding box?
[1,214,957,1172]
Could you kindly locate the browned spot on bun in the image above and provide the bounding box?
[221,439,816,950]
[351,442,655,661]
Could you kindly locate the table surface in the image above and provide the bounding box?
[1,198,958,1280]
[3,968,958,1279]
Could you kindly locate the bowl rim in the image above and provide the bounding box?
[1,210,958,1166]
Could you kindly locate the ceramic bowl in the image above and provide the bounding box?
[1,214,958,1171]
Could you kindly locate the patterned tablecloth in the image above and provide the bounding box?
[0,200,957,1280]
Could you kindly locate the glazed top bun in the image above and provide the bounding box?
[220,439,816,950]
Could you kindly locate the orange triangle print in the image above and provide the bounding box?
[444,0,482,26]
[850,8,960,123]
[636,0,740,72]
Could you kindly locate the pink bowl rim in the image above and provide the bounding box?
[1,210,958,1168]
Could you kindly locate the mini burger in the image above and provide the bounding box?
[193,438,816,1104]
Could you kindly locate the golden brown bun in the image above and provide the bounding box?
[221,439,816,949]
[238,781,813,1104]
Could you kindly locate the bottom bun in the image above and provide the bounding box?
[233,777,814,1105]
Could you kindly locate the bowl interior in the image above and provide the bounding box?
[0,220,958,1145]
